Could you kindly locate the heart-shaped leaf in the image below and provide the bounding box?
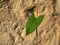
[26,13,44,35]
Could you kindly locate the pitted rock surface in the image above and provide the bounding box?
[0,0,60,45]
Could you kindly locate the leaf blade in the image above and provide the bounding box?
[26,15,44,35]
[26,12,36,35]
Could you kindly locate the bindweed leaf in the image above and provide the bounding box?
[26,13,44,35]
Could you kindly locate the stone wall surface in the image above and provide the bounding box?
[0,0,60,45]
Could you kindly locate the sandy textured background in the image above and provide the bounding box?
[0,0,60,45]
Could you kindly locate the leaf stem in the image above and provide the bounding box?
[36,28,38,45]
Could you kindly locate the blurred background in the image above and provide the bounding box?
[0,0,60,45]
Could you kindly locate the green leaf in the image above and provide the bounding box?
[26,12,36,35]
[26,13,44,35]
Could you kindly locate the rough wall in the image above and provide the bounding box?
[0,0,60,45]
